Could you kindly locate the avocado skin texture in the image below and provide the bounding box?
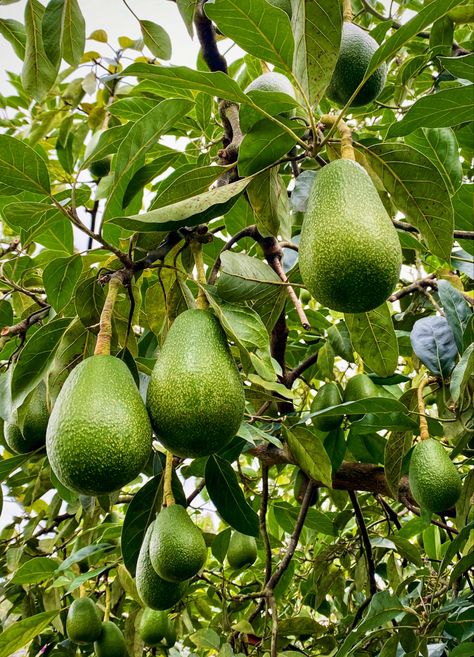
[294,470,320,506]
[311,383,343,431]
[46,355,152,496]
[227,531,257,569]
[245,72,295,98]
[138,608,170,646]
[66,597,102,645]
[299,159,401,313]
[146,309,245,458]
[94,621,127,657]
[136,523,188,610]
[327,22,387,107]
[150,504,207,582]
[409,439,461,513]
[5,383,49,454]
[344,374,382,420]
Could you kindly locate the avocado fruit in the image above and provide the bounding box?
[146,309,245,458]
[299,159,402,313]
[245,71,295,99]
[136,523,188,610]
[408,439,461,513]
[311,383,344,431]
[5,383,49,454]
[138,608,170,646]
[89,157,111,179]
[343,374,382,420]
[294,469,320,506]
[227,531,257,569]
[149,504,207,582]
[326,22,387,107]
[66,597,102,645]
[94,621,127,657]
[46,355,152,496]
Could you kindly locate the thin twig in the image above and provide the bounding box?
[349,491,377,596]
[260,465,272,584]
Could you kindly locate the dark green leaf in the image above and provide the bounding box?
[350,412,418,434]
[150,165,229,211]
[450,343,474,403]
[0,18,26,59]
[286,426,332,488]
[405,128,462,195]
[384,431,413,497]
[439,53,474,82]
[211,527,231,564]
[12,557,58,584]
[437,279,472,354]
[43,255,83,312]
[246,167,291,237]
[307,396,411,420]
[238,117,303,176]
[140,20,171,59]
[61,0,86,66]
[0,299,13,329]
[0,135,51,196]
[217,251,281,302]
[22,0,58,100]
[0,453,30,482]
[205,454,259,536]
[0,610,60,657]
[57,543,114,572]
[410,316,458,378]
[75,274,106,329]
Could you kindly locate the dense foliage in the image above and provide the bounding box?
[0,1,473,656]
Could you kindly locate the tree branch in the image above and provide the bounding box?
[260,464,273,584]
[393,219,474,240]
[194,1,228,74]
[349,491,377,596]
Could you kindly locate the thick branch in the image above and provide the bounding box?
[194,2,228,74]
[0,306,51,342]
[393,219,474,241]
[285,351,319,386]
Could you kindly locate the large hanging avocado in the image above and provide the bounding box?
[409,439,462,513]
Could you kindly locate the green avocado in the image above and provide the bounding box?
[149,504,207,582]
[46,355,152,496]
[163,621,177,648]
[146,309,245,458]
[343,374,382,420]
[311,382,344,431]
[326,22,387,107]
[245,71,295,98]
[294,469,320,506]
[5,383,49,454]
[299,159,402,313]
[136,523,188,611]
[409,439,461,513]
[94,621,127,657]
[66,597,102,645]
[138,608,170,646]
[88,157,111,179]
[227,531,257,569]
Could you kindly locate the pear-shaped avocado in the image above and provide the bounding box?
[94,621,127,657]
[409,439,461,513]
[146,309,245,458]
[294,469,320,506]
[136,523,188,610]
[299,159,401,314]
[5,383,49,454]
[66,597,102,645]
[311,383,344,431]
[343,374,382,420]
[46,355,152,496]
[149,504,207,582]
[227,531,257,569]
[327,22,387,107]
[138,608,170,646]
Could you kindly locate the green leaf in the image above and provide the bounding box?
[238,117,303,176]
[11,557,58,584]
[75,274,106,329]
[345,303,399,378]
[240,89,300,133]
[246,167,291,237]
[384,431,413,497]
[291,0,342,105]
[10,317,72,410]
[176,0,195,37]
[205,0,294,70]
[0,453,30,483]
[350,412,418,434]
[190,628,221,650]
[410,316,458,378]
[81,124,132,169]
[61,0,86,66]
[150,164,229,212]
[439,53,474,82]
[286,426,332,488]
[449,552,474,585]
[405,128,462,195]
[66,565,112,593]
[217,251,282,302]
[437,279,472,354]
[307,396,411,420]
[205,454,259,537]
[22,0,58,101]
[358,142,453,263]
[0,610,60,657]
[0,135,51,196]
[43,255,83,312]
[450,644,474,657]
[140,20,171,59]
[387,85,474,139]
[450,343,474,403]
[211,527,231,564]
[0,299,13,329]
[57,543,114,572]
[0,18,26,59]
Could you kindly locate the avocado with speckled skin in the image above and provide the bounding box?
[5,383,49,454]
[138,608,170,646]
[311,383,343,431]
[46,355,152,496]
[327,22,387,107]
[150,504,207,582]
[409,439,461,513]
[94,621,127,657]
[227,531,257,569]
[66,597,102,645]
[136,523,188,611]
[299,159,401,314]
[146,309,245,458]
[245,72,295,99]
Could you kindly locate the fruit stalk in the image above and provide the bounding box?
[163,451,175,507]
[104,582,111,623]
[191,240,209,310]
[320,114,355,160]
[343,0,353,22]
[417,377,431,441]
[94,275,123,356]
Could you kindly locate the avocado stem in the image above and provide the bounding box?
[94,275,122,356]
[191,240,209,310]
[343,0,353,22]
[104,582,111,623]
[320,114,355,160]
[417,377,431,441]
[163,451,175,507]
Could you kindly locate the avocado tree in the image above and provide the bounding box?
[0,0,473,655]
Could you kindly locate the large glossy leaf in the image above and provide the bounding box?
[0,136,51,196]
[149,165,229,212]
[205,455,259,537]
[140,20,171,60]
[410,315,458,378]
[217,251,282,302]
[43,255,83,312]
[0,18,26,59]
[61,0,86,66]
[246,167,290,237]
[405,128,462,195]
[437,279,473,354]
[439,53,474,82]
[345,303,399,378]
[291,0,342,105]
[238,117,303,176]
[22,0,58,100]
[11,557,59,584]
[387,85,474,138]
[205,0,294,70]
[286,426,332,488]
[358,142,453,263]
[0,611,60,657]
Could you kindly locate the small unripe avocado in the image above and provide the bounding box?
[299,159,401,313]
[146,310,245,458]
[94,621,127,657]
[163,621,177,648]
[136,523,188,610]
[66,597,102,645]
[327,22,387,107]
[88,157,111,179]
[227,532,257,569]
[149,504,207,582]
[344,374,382,420]
[138,608,169,646]
[5,383,49,454]
[245,72,295,99]
[294,470,320,506]
[311,383,344,431]
[409,439,461,513]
